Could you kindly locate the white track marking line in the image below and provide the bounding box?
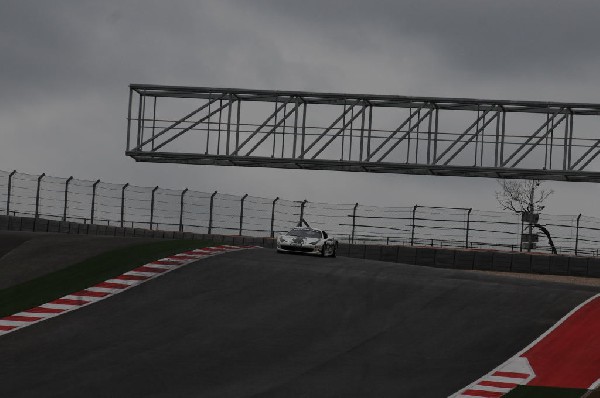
[62,295,102,303]
[86,287,128,295]
[105,279,141,286]
[144,263,182,270]
[123,271,161,277]
[41,303,77,310]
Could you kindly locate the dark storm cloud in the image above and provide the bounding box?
[0,0,337,108]
[1,2,204,105]
[3,0,600,100]
[239,0,600,78]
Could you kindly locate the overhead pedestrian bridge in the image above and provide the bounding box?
[126,84,600,182]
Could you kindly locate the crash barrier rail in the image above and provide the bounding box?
[1,169,599,256]
[1,213,598,279]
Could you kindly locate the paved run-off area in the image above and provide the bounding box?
[0,249,598,397]
[453,292,600,397]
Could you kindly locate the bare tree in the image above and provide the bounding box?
[495,179,554,252]
[495,179,553,214]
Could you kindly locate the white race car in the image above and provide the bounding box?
[276,227,338,257]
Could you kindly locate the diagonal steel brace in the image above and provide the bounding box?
[366,104,427,161]
[508,113,567,168]
[434,106,497,165]
[442,111,500,166]
[300,99,361,159]
[501,108,564,167]
[377,108,434,162]
[571,139,600,171]
[245,101,302,156]
[152,99,232,152]
[311,106,366,159]
[134,95,224,151]
[231,97,293,155]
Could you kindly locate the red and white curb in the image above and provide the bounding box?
[0,245,258,337]
[451,293,600,397]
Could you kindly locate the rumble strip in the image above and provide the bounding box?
[0,245,257,337]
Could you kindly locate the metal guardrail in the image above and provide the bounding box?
[1,169,599,256]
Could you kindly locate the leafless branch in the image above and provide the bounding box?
[495,179,553,214]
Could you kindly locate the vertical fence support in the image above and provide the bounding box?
[208,191,217,234]
[6,170,16,216]
[270,197,279,238]
[239,194,248,236]
[519,215,524,252]
[179,188,188,232]
[63,176,73,221]
[351,203,359,244]
[120,183,129,228]
[90,179,100,225]
[299,200,307,225]
[411,205,419,246]
[150,186,159,230]
[575,213,582,256]
[465,208,472,249]
[34,173,46,230]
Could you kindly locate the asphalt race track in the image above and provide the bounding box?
[0,248,598,397]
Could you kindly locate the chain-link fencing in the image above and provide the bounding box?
[0,169,598,256]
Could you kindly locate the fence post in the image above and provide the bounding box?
[6,170,16,216]
[351,203,358,244]
[208,191,217,234]
[120,183,129,228]
[35,173,46,219]
[90,179,100,225]
[150,186,159,230]
[519,214,524,252]
[299,199,307,225]
[34,173,46,230]
[411,205,419,246]
[465,208,472,249]
[179,188,188,232]
[239,194,248,236]
[270,197,279,238]
[63,176,73,221]
[575,213,582,256]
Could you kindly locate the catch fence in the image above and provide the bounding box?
[1,169,598,256]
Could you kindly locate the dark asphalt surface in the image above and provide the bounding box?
[0,249,598,397]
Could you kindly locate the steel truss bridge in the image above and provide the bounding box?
[126,84,600,182]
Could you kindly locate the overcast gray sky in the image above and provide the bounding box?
[2,0,600,215]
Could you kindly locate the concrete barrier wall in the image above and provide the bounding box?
[338,242,598,278]
[0,215,275,248]
[0,215,598,278]
[330,239,599,278]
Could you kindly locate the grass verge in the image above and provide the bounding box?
[504,385,589,398]
[0,239,211,318]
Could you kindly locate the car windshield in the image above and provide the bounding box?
[287,229,321,238]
